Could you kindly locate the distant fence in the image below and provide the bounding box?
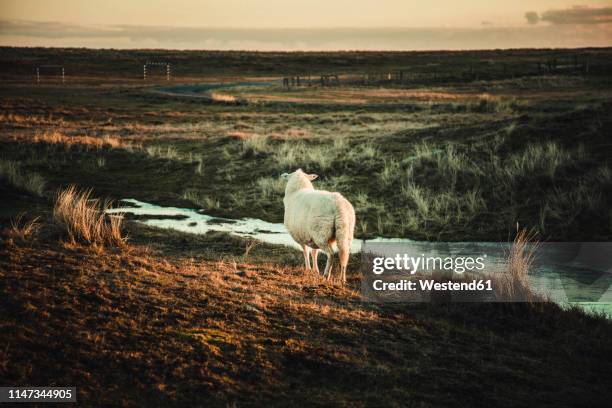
[282,55,595,88]
[35,65,65,85]
[25,53,601,86]
[281,74,341,87]
[143,62,171,81]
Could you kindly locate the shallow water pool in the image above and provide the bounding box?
[108,199,612,316]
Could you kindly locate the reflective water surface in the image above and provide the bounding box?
[108,199,612,316]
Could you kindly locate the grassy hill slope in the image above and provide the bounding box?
[1,219,611,407]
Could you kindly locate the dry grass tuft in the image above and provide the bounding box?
[53,185,126,247]
[210,92,238,103]
[33,131,132,150]
[495,227,540,301]
[5,213,40,243]
[243,240,260,259]
[226,130,256,140]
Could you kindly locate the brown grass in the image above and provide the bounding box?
[0,112,65,127]
[5,213,40,244]
[226,130,259,140]
[1,225,610,407]
[33,131,132,150]
[53,185,126,247]
[495,227,540,301]
[210,92,238,103]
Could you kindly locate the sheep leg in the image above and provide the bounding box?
[323,248,334,281]
[302,245,311,270]
[338,244,350,284]
[311,249,320,274]
[340,264,347,284]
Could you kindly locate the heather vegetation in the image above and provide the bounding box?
[1,47,611,406]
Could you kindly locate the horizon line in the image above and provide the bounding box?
[2,44,612,53]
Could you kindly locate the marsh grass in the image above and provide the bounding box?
[238,131,377,173]
[256,176,286,199]
[595,165,612,184]
[273,142,334,170]
[145,145,180,160]
[205,196,221,210]
[230,191,248,208]
[399,180,485,232]
[368,135,604,239]
[0,159,46,196]
[53,185,126,247]
[141,143,207,175]
[1,72,608,243]
[401,182,430,218]
[504,141,581,180]
[2,112,604,241]
[318,174,352,191]
[195,158,204,175]
[241,134,270,156]
[182,190,221,210]
[181,190,200,204]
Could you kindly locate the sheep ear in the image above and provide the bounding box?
[281,173,290,180]
[308,174,318,181]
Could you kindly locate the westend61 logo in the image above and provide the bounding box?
[360,241,612,304]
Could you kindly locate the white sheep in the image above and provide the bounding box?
[281,169,355,283]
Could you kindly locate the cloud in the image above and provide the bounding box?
[525,12,539,25]
[1,19,611,50]
[0,20,120,38]
[526,6,612,25]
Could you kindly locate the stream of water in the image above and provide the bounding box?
[108,199,612,316]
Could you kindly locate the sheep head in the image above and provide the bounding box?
[281,169,318,195]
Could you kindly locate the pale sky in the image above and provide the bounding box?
[0,0,611,50]
[0,0,588,28]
